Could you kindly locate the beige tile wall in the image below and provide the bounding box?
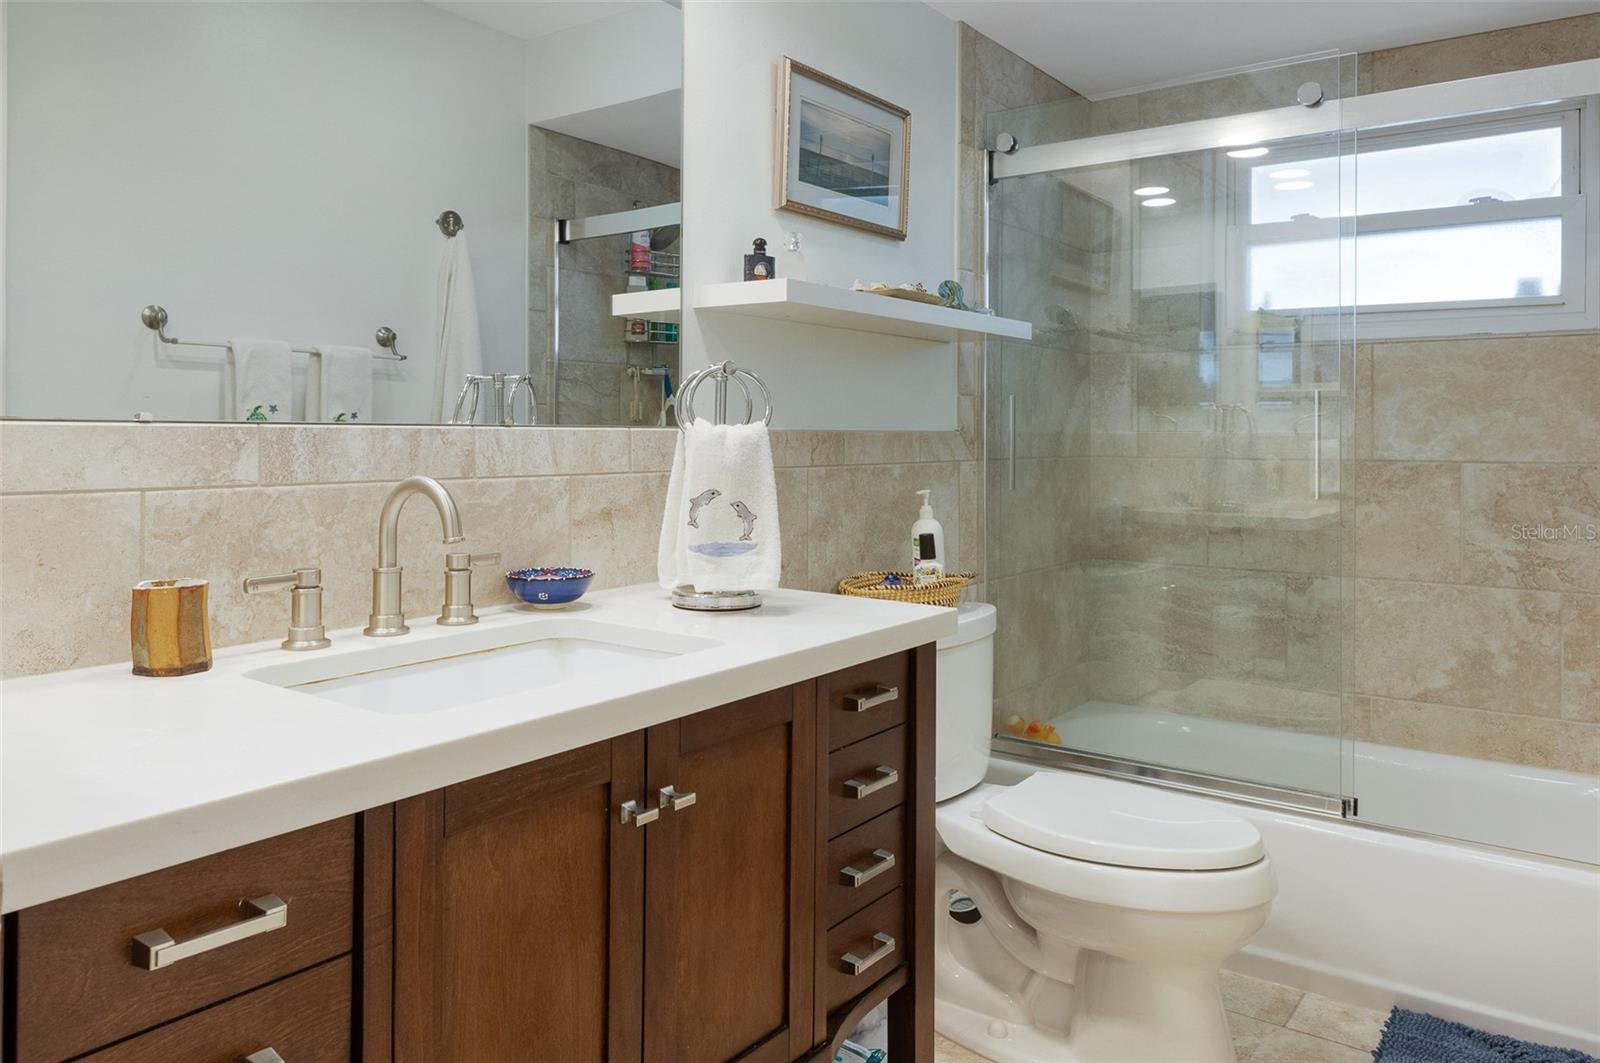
[1351,334,1600,773]
[1358,13,1600,94]
[957,25,1088,727]
[1343,17,1600,773]
[0,421,978,679]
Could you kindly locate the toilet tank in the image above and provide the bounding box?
[936,602,997,801]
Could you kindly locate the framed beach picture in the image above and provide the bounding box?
[777,58,910,240]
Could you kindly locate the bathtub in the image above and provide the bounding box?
[986,752,1600,1054]
[1051,701,1600,865]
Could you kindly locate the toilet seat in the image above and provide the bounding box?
[983,770,1264,870]
[937,782,1276,914]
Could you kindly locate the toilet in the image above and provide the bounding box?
[933,603,1277,1063]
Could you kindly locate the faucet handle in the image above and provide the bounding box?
[243,567,331,651]
[445,552,501,572]
[439,553,499,627]
[244,567,321,593]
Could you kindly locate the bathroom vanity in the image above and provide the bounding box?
[0,587,953,1063]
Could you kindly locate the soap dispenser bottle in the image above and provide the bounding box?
[911,489,945,586]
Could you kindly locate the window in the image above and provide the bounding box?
[1228,99,1597,338]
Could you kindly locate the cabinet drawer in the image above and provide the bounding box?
[825,807,905,927]
[822,888,905,1014]
[827,726,907,838]
[13,818,355,1062]
[79,955,352,1063]
[821,653,910,752]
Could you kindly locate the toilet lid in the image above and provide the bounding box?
[981,772,1264,870]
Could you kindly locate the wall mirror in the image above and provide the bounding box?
[2,0,682,426]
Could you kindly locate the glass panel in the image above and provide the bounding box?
[1248,120,1566,222]
[1249,217,1562,310]
[989,60,1599,865]
[983,54,1354,801]
[1356,217,1563,303]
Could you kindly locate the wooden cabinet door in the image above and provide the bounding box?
[643,686,817,1063]
[393,737,646,1063]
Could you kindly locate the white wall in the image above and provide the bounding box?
[1,0,8,416]
[525,5,682,128]
[680,1,959,431]
[4,2,527,423]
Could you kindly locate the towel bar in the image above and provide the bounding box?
[140,305,406,361]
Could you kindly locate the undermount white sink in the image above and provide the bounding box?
[244,619,718,715]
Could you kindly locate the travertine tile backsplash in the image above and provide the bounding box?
[0,422,979,679]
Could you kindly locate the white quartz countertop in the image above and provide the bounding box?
[1,585,955,913]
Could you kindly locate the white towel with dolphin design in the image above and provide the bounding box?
[657,420,780,593]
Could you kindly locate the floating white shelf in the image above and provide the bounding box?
[610,288,681,321]
[695,279,1032,342]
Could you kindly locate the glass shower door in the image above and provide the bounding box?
[984,56,1355,806]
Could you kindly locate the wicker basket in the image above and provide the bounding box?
[838,570,975,609]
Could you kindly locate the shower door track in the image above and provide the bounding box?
[991,734,1352,818]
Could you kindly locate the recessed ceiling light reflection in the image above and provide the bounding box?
[1133,186,1170,197]
[1226,146,1269,158]
[1274,180,1314,191]
[1269,168,1310,180]
[1141,197,1176,207]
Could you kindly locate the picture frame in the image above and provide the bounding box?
[777,57,910,240]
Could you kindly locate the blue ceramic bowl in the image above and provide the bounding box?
[506,566,595,609]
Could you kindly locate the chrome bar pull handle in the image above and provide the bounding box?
[840,848,896,888]
[1311,387,1323,501]
[620,799,659,827]
[844,685,899,713]
[131,894,288,971]
[840,932,896,976]
[242,1050,285,1063]
[843,766,899,800]
[659,785,697,812]
[1007,393,1017,490]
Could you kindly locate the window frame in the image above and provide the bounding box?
[1221,97,1597,340]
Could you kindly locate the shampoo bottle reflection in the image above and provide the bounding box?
[911,489,945,586]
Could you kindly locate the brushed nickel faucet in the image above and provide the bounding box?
[245,566,332,650]
[364,476,465,637]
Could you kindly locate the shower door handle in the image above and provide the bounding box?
[1007,393,1017,490]
[1311,388,1323,500]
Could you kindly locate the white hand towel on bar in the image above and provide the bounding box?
[658,421,780,593]
[432,233,484,422]
[227,338,292,422]
[307,345,374,423]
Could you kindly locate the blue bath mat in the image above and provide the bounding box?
[1373,1008,1599,1063]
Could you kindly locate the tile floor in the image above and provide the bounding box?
[933,969,1390,1063]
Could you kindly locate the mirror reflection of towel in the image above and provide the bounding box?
[227,338,292,422]
[307,345,373,423]
[658,421,780,592]
[432,234,484,422]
